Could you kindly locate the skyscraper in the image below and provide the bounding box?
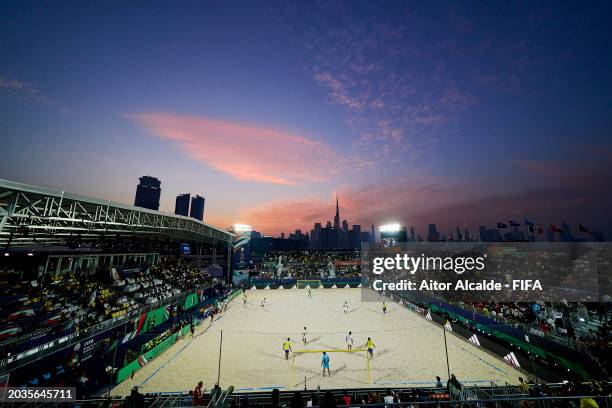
[134,176,161,211]
[333,194,340,230]
[371,224,375,242]
[175,193,190,216]
[190,195,205,221]
[427,224,439,242]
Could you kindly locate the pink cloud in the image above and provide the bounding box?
[128,112,340,185]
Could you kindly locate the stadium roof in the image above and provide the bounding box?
[0,178,233,248]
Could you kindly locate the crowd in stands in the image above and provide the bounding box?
[460,300,610,377]
[259,250,361,280]
[0,256,217,358]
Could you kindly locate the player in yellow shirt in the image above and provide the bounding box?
[366,337,375,358]
[282,338,292,360]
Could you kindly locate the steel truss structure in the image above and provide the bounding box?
[0,179,233,248]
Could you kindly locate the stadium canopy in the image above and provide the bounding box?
[0,178,233,248]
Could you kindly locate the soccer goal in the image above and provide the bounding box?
[291,348,373,384]
[296,279,322,289]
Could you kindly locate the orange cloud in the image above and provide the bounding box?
[128,112,340,185]
[238,197,335,235]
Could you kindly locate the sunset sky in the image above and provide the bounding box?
[1,1,611,237]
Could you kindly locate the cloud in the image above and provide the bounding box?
[236,156,612,237]
[0,76,51,105]
[314,72,365,111]
[128,112,341,185]
[238,197,335,235]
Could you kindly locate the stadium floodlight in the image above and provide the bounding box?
[380,223,401,232]
[234,223,253,233]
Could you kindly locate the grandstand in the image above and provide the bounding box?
[0,179,233,398]
[1,179,610,407]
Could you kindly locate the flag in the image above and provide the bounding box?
[88,289,97,307]
[524,219,534,227]
[509,220,521,227]
[497,222,508,229]
[0,327,23,340]
[550,225,563,233]
[7,309,36,321]
[122,313,147,344]
[579,224,592,235]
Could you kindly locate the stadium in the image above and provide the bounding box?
[2,2,612,407]
[0,179,610,407]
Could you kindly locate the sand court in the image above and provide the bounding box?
[111,288,523,395]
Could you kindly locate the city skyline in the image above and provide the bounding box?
[1,1,611,236]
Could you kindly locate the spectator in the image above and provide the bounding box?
[383,390,395,405]
[448,373,462,391]
[126,386,144,408]
[193,381,204,406]
[518,377,529,394]
[291,391,304,408]
[341,391,351,406]
[321,391,336,408]
[435,376,443,388]
[271,388,280,408]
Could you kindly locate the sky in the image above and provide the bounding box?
[1,1,611,238]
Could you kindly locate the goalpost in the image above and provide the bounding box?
[296,279,322,289]
[291,348,373,384]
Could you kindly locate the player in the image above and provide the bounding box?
[321,352,330,377]
[282,338,292,360]
[345,331,354,351]
[307,285,312,299]
[343,301,349,315]
[366,337,375,358]
[382,302,387,314]
[302,326,307,345]
[261,297,267,309]
[243,292,248,306]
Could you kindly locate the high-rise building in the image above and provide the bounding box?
[349,224,362,249]
[479,226,487,242]
[427,224,439,242]
[190,195,205,221]
[333,194,340,230]
[175,193,190,216]
[134,176,161,211]
[371,224,375,242]
[410,227,415,242]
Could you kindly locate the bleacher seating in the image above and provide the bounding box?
[0,257,217,358]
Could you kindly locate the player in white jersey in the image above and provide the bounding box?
[243,292,247,306]
[260,297,267,309]
[345,331,354,351]
[307,285,312,299]
[343,301,349,314]
[302,326,307,344]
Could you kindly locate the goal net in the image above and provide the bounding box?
[296,279,322,289]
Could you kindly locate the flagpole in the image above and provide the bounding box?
[442,323,451,382]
